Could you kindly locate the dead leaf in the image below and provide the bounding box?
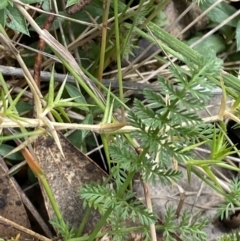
[34,132,108,233]
[0,158,31,239]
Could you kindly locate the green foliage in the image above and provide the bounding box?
[49,219,75,240]
[216,178,240,220]
[219,231,240,241]
[128,57,221,170]
[80,184,156,226]
[178,211,209,241]
[3,0,240,240]
[200,0,239,27]
[0,1,30,35]
[160,207,208,241]
[66,0,80,8]
[0,0,8,10]
[0,144,23,163]
[78,55,222,240]
[199,0,240,59]
[109,143,182,185]
[186,34,226,54]
[0,0,48,35]
[65,83,89,112]
[119,0,167,62]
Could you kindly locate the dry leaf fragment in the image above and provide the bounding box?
[34,132,108,233]
[0,159,31,239]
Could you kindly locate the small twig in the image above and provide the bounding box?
[0,65,226,94]
[65,0,93,15]
[0,157,53,238]
[33,12,55,88]
[142,182,157,241]
[175,184,185,218]
[0,64,160,91]
[0,216,52,241]
[148,195,223,210]
[189,181,204,224]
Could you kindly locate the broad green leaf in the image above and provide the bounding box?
[66,0,80,8]
[186,34,225,54]
[42,1,50,11]
[5,5,29,35]
[0,0,8,10]
[16,102,33,114]
[7,0,13,7]
[236,20,240,51]
[200,0,239,27]
[65,83,89,111]
[0,144,23,162]
[81,0,103,16]
[68,114,93,148]
[0,10,5,27]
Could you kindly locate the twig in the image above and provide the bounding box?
[66,0,93,15]
[142,182,157,241]
[0,65,160,91]
[175,184,185,218]
[0,216,52,241]
[189,181,204,224]
[34,12,55,88]
[0,157,53,238]
[0,65,225,94]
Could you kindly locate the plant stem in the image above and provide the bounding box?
[113,0,124,121]
[68,225,148,241]
[75,207,92,237]
[39,174,66,229]
[87,147,149,241]
[87,171,136,241]
[98,0,110,82]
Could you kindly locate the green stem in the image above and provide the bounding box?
[113,0,124,121]
[76,170,114,237]
[87,147,149,241]
[75,207,92,237]
[98,0,110,82]
[39,174,66,229]
[68,225,148,241]
[90,0,135,74]
[87,171,136,241]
